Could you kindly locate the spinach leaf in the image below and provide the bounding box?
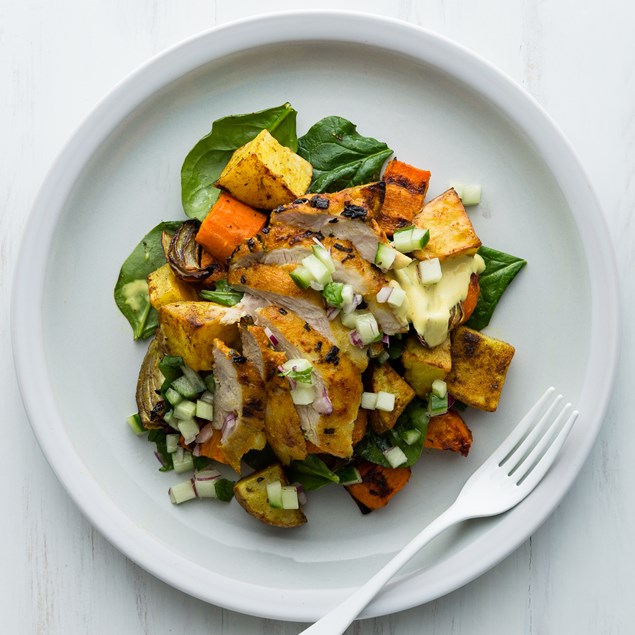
[287,455,340,491]
[297,116,393,193]
[466,246,527,331]
[148,429,174,472]
[355,399,429,468]
[199,279,244,306]
[181,102,299,220]
[114,221,182,340]
[214,478,235,502]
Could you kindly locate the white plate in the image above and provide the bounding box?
[12,11,619,621]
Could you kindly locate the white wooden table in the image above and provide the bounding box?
[2,1,634,633]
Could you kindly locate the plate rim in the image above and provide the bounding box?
[11,10,620,621]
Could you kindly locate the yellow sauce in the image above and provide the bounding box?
[392,254,485,347]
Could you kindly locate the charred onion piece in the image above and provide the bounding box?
[136,335,166,429]
[167,220,220,282]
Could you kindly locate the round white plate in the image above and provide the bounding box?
[12,11,619,621]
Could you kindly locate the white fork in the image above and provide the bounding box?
[300,387,578,635]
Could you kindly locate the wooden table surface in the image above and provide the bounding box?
[2,1,634,633]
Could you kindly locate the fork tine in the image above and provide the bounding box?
[501,393,563,472]
[514,409,578,492]
[489,387,556,464]
[510,402,572,481]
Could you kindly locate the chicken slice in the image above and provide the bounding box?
[255,306,362,458]
[228,263,368,370]
[241,324,308,465]
[212,338,266,473]
[269,183,387,262]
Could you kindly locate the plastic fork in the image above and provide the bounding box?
[300,387,578,635]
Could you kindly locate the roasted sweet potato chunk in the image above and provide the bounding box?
[346,461,411,513]
[424,410,473,456]
[412,188,481,260]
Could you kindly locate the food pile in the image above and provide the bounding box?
[115,103,526,528]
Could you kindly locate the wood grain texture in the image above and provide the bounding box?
[3,1,635,633]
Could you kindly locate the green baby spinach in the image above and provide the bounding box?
[181,102,299,221]
[297,116,393,193]
[466,246,527,331]
[287,454,340,491]
[114,221,182,340]
[355,398,429,468]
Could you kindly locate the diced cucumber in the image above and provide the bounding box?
[302,254,332,286]
[375,391,396,412]
[176,417,200,444]
[165,387,183,406]
[281,485,300,510]
[290,265,313,289]
[448,180,465,198]
[170,375,200,400]
[180,365,206,394]
[431,379,447,398]
[341,310,364,329]
[166,433,180,454]
[312,243,336,273]
[192,469,222,498]
[290,384,316,405]
[196,399,214,421]
[163,409,175,425]
[361,392,378,410]
[323,281,344,307]
[428,392,449,416]
[402,428,422,445]
[199,390,215,404]
[462,183,481,206]
[410,228,430,249]
[355,313,381,345]
[340,284,354,308]
[374,243,397,271]
[387,285,407,308]
[281,358,314,385]
[418,258,442,285]
[169,479,196,504]
[174,398,197,421]
[383,446,408,468]
[172,447,195,474]
[266,480,283,508]
[126,413,144,436]
[392,227,429,253]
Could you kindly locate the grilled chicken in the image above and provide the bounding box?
[228,263,369,370]
[212,338,266,472]
[241,324,308,465]
[270,183,387,262]
[255,306,362,458]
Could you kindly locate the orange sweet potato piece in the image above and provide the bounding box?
[378,159,431,236]
[346,460,411,513]
[424,410,472,456]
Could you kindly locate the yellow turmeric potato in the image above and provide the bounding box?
[147,263,198,309]
[445,326,515,412]
[157,301,242,371]
[402,335,452,398]
[216,129,312,209]
[369,362,416,434]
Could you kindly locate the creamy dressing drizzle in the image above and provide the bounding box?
[121,279,149,312]
[391,254,485,347]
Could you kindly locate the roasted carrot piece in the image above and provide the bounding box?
[424,410,473,457]
[346,460,411,513]
[196,192,267,261]
[378,159,431,236]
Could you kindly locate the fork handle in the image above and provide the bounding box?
[300,505,466,635]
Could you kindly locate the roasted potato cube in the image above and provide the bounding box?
[369,363,416,434]
[216,129,312,209]
[412,188,481,260]
[147,263,198,309]
[402,336,452,397]
[424,410,473,456]
[157,301,241,371]
[234,463,307,528]
[445,326,515,412]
